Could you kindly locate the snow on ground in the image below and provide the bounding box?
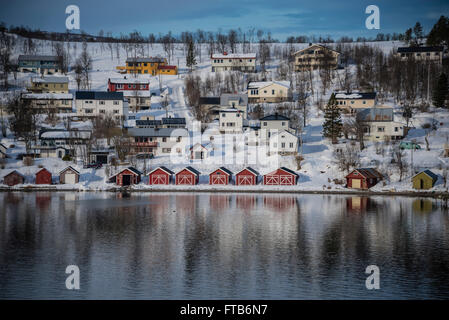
[0,38,448,193]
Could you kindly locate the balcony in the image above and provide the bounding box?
[132,141,158,147]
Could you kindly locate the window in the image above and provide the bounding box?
[162,148,171,153]
[162,137,167,142]
[263,122,267,126]
[84,109,93,114]
[113,101,119,105]
[289,143,293,148]
[377,127,385,132]
[394,127,398,132]
[113,110,119,114]
[222,113,226,117]
[99,109,105,114]
[272,90,275,95]
[351,101,354,104]
[282,122,285,126]
[363,101,366,104]
[281,143,285,148]
[99,100,105,105]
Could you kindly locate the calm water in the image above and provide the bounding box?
[0,191,448,299]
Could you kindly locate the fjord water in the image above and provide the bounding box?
[0,192,448,299]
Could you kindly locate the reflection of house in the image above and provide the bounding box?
[30,76,69,93]
[396,46,443,64]
[293,44,340,71]
[247,81,291,103]
[148,166,174,185]
[346,168,383,189]
[21,92,73,113]
[263,167,298,185]
[263,195,296,212]
[211,52,256,72]
[235,167,259,185]
[346,196,369,212]
[3,170,25,186]
[59,166,80,184]
[356,106,404,142]
[127,127,189,157]
[18,55,60,74]
[35,168,52,185]
[334,91,376,113]
[109,167,142,186]
[209,167,233,185]
[412,199,433,214]
[412,170,438,190]
[175,166,200,185]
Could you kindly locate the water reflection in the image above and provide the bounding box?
[0,192,448,299]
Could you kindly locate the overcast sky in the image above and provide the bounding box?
[0,0,448,40]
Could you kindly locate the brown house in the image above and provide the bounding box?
[59,166,80,184]
[35,168,52,185]
[346,168,383,189]
[3,170,25,186]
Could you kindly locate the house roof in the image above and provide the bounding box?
[123,91,152,97]
[220,93,248,106]
[21,93,73,100]
[136,119,162,126]
[211,53,256,59]
[127,127,189,137]
[162,117,186,125]
[334,91,376,100]
[126,57,165,63]
[212,167,233,176]
[236,167,259,176]
[347,168,383,179]
[39,130,91,140]
[125,167,142,176]
[75,91,124,100]
[108,77,149,84]
[260,114,290,121]
[31,76,69,84]
[59,166,80,175]
[190,142,212,151]
[356,107,394,122]
[199,97,220,105]
[247,81,290,90]
[148,166,174,176]
[158,65,177,70]
[412,170,438,181]
[279,167,299,177]
[19,55,59,61]
[293,44,340,55]
[178,166,201,176]
[397,46,443,53]
[270,129,298,139]
[4,170,25,179]
[36,167,51,175]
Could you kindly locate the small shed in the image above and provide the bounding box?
[263,167,298,186]
[346,168,383,189]
[148,166,174,185]
[209,167,233,185]
[109,167,142,186]
[35,168,52,185]
[59,166,80,184]
[235,167,259,185]
[175,166,200,185]
[3,170,25,186]
[190,143,212,160]
[412,170,438,190]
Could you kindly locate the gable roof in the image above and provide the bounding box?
[4,170,25,179]
[412,170,438,181]
[127,127,189,137]
[36,167,51,175]
[236,167,259,176]
[279,167,299,177]
[211,167,233,176]
[220,93,248,106]
[148,166,174,176]
[59,166,80,175]
[270,129,298,139]
[247,81,290,90]
[334,91,376,100]
[19,55,59,62]
[162,117,186,125]
[293,44,340,55]
[347,168,383,179]
[178,166,201,176]
[108,77,149,84]
[211,53,256,59]
[31,76,69,84]
[260,114,290,121]
[75,91,124,100]
[199,97,220,105]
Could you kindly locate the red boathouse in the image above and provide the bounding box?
[35,168,52,185]
[345,168,383,189]
[263,167,298,186]
[175,166,200,185]
[148,166,174,185]
[109,167,142,186]
[209,167,233,185]
[235,167,259,185]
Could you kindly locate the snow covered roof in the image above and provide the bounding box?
[22,93,73,100]
[220,93,248,106]
[123,91,152,97]
[236,167,259,176]
[347,168,383,179]
[59,166,80,175]
[40,130,91,140]
[247,81,290,89]
[220,107,242,113]
[397,46,443,53]
[293,44,340,55]
[148,166,174,176]
[270,129,298,139]
[127,127,189,137]
[108,77,150,84]
[31,76,69,84]
[19,55,59,61]
[126,57,165,63]
[212,167,233,176]
[334,91,376,100]
[211,53,256,59]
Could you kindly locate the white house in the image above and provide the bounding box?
[356,107,405,142]
[269,130,299,155]
[211,53,256,72]
[190,142,213,160]
[75,91,125,121]
[259,113,295,141]
[247,81,291,103]
[219,108,244,133]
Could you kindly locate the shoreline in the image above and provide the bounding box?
[0,185,448,198]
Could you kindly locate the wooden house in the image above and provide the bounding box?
[263,167,298,186]
[345,168,383,189]
[109,167,142,186]
[148,166,174,185]
[59,166,80,184]
[411,170,438,190]
[209,167,233,185]
[3,170,25,186]
[235,167,259,185]
[175,166,200,185]
[35,168,52,185]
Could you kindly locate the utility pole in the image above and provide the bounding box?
[427,62,430,104]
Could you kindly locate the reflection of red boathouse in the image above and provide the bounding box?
[263,195,296,212]
[209,194,231,211]
[346,196,369,212]
[236,194,256,212]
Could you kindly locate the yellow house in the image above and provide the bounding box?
[293,44,340,71]
[334,91,377,113]
[247,81,291,103]
[30,76,69,93]
[116,57,177,75]
[411,170,438,190]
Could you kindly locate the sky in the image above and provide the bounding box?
[0,0,448,40]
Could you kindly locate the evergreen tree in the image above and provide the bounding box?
[427,16,449,46]
[413,22,423,45]
[433,73,448,109]
[186,40,196,72]
[322,94,342,144]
